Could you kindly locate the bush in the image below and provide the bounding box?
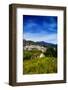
[23,50,32,60]
[44,47,57,57]
[23,50,42,60]
[23,57,57,74]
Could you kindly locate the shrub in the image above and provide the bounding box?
[23,50,32,60]
[23,57,57,74]
[23,50,42,60]
[44,47,57,57]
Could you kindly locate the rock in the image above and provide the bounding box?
[40,53,45,58]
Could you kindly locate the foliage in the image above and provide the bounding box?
[23,50,32,60]
[23,57,57,74]
[23,48,57,74]
[44,47,57,57]
[23,50,42,60]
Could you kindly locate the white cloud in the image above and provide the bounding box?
[24,33,57,44]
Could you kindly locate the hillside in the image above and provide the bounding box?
[23,39,57,48]
[23,57,57,74]
[23,39,57,74]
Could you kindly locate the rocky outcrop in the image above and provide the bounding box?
[24,45,47,52]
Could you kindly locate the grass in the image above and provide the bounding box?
[23,57,57,74]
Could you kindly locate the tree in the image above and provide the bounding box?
[44,47,57,57]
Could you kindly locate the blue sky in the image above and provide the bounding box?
[23,15,57,44]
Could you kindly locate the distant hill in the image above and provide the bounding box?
[36,41,57,47]
[23,39,57,48]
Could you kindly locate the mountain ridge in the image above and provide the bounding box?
[23,39,57,48]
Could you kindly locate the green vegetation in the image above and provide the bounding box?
[44,47,57,57]
[23,57,57,74]
[23,50,42,60]
[23,47,57,74]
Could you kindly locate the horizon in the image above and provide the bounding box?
[23,39,57,45]
[23,15,57,44]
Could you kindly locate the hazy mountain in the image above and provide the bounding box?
[36,41,57,47]
[23,39,57,48]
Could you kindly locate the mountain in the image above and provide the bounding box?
[23,39,57,48]
[23,39,36,46]
[36,41,57,47]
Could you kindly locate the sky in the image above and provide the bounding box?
[23,15,57,44]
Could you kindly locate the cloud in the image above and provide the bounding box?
[23,15,57,44]
[24,32,57,44]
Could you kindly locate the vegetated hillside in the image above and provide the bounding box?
[23,39,57,74]
[23,39,57,57]
[23,57,57,74]
[23,49,57,74]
